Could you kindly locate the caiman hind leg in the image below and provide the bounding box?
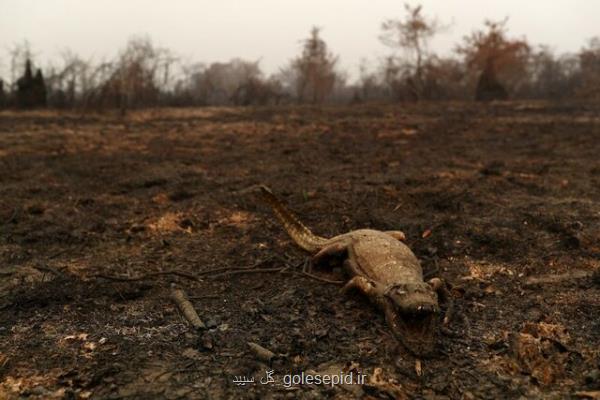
[311,241,348,269]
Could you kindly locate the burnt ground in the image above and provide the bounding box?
[0,102,599,399]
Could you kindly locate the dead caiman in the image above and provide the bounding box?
[258,185,447,356]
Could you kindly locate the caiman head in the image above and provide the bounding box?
[383,282,440,356]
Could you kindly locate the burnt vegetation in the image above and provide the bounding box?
[1,6,600,111]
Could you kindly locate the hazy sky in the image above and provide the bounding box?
[1,0,598,81]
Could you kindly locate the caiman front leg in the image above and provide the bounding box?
[341,276,383,298]
[341,275,405,344]
[340,259,404,341]
[340,276,393,313]
[340,256,386,305]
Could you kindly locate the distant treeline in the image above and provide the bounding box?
[1,7,599,111]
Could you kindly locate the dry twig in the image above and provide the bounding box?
[91,255,343,285]
[296,270,344,285]
[32,265,66,278]
[94,270,201,282]
[247,342,276,363]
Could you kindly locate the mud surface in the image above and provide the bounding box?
[1,102,599,399]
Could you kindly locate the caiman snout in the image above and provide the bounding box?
[384,282,440,356]
[385,282,440,314]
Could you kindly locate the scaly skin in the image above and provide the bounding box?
[258,185,441,356]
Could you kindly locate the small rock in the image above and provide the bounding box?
[241,302,258,315]
[130,224,146,233]
[26,204,45,215]
[200,333,213,350]
[480,161,504,176]
[425,246,438,256]
[205,318,218,329]
[571,221,584,230]
[585,369,600,384]
[218,323,229,332]
[527,307,543,322]
[315,328,329,338]
[463,391,476,400]
[30,386,49,396]
[182,347,202,360]
[592,270,600,286]
[563,234,580,249]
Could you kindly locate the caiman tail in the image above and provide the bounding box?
[258,185,328,253]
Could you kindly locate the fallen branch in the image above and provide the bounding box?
[90,258,343,286]
[210,267,287,278]
[93,270,201,282]
[523,270,594,287]
[32,265,66,278]
[296,270,344,285]
[91,267,285,283]
[195,256,275,277]
[210,267,343,285]
[170,289,206,330]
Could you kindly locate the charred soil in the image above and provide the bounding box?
[1,102,599,399]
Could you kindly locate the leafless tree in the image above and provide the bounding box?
[7,40,35,91]
[292,27,338,103]
[380,3,445,100]
[516,46,579,99]
[181,58,266,105]
[90,36,176,113]
[43,50,94,107]
[576,37,600,99]
[356,59,389,102]
[420,56,468,100]
[457,19,530,100]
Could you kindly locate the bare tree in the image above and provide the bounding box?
[8,40,35,91]
[357,59,384,101]
[0,80,4,108]
[518,46,579,99]
[420,56,468,100]
[292,27,338,103]
[380,3,444,100]
[576,37,600,99]
[273,62,299,100]
[43,50,93,107]
[182,59,264,105]
[90,36,176,113]
[457,19,530,100]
